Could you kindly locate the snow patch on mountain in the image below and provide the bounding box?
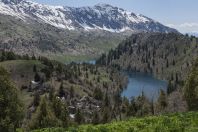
[0,0,177,33]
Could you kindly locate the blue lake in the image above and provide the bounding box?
[71,60,167,99]
[122,72,167,100]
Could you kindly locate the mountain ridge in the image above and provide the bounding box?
[0,0,178,33]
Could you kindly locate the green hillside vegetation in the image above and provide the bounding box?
[15,56,198,131]
[184,58,198,110]
[29,112,198,132]
[0,51,128,131]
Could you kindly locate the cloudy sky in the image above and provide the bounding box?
[34,0,198,33]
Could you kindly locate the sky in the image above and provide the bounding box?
[33,0,198,33]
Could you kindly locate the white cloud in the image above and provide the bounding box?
[166,23,198,33]
[167,23,198,28]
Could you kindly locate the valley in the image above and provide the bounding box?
[0,14,125,62]
[0,0,198,132]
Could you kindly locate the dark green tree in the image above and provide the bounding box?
[49,87,55,101]
[167,80,174,95]
[33,92,40,107]
[34,72,41,82]
[0,67,24,132]
[104,93,110,107]
[184,61,198,110]
[32,54,36,60]
[92,111,100,125]
[70,86,74,98]
[29,97,61,129]
[52,98,69,127]
[59,82,65,97]
[75,108,84,124]
[156,89,167,112]
[33,65,37,73]
[93,88,103,100]
[101,107,111,123]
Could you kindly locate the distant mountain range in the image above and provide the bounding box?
[0,0,177,33]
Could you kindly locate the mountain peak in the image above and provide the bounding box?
[0,0,178,33]
[94,3,114,7]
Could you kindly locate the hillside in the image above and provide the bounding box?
[0,51,128,129]
[30,112,198,132]
[97,33,198,90]
[184,58,198,110]
[0,14,124,62]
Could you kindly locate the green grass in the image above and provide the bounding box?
[29,112,198,132]
[0,60,44,108]
[0,60,43,72]
[50,54,97,63]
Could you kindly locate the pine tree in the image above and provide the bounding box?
[156,89,167,113]
[33,65,37,73]
[184,64,198,110]
[60,102,69,127]
[167,80,173,95]
[135,92,151,116]
[93,88,103,100]
[32,54,36,60]
[75,108,83,124]
[127,97,137,116]
[0,67,24,132]
[49,87,55,101]
[92,111,100,125]
[101,107,110,123]
[59,82,65,97]
[29,97,61,129]
[52,98,69,127]
[70,86,74,98]
[33,92,40,107]
[166,59,169,68]
[34,72,41,82]
[104,93,110,107]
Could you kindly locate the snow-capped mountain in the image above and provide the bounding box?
[0,0,177,33]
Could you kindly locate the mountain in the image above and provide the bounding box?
[0,12,125,61]
[0,0,177,33]
[0,0,179,61]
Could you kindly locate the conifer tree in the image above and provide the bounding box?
[167,80,173,95]
[34,72,41,82]
[0,67,24,132]
[29,97,61,129]
[33,65,37,73]
[59,82,65,97]
[33,92,40,107]
[184,62,198,110]
[75,108,84,124]
[52,98,69,127]
[92,111,100,125]
[156,89,167,113]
